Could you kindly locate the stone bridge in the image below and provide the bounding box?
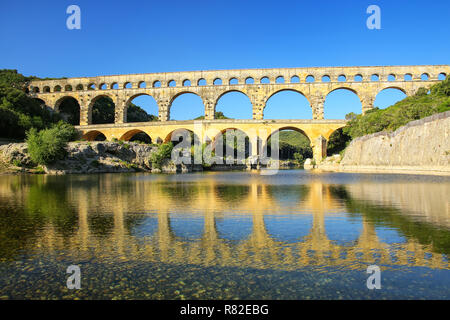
[27,65,449,161]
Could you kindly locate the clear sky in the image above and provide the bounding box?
[1,0,449,119]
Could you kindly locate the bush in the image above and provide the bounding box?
[26,122,78,165]
[150,143,173,169]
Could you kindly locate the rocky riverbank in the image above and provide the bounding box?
[310,111,450,176]
[0,141,196,174]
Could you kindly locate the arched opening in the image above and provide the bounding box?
[260,76,270,84]
[138,81,146,88]
[168,80,176,87]
[387,74,396,81]
[120,130,152,143]
[212,128,251,161]
[275,76,285,84]
[213,78,222,85]
[324,88,362,119]
[33,98,46,107]
[306,75,315,83]
[404,74,412,81]
[438,73,447,80]
[82,130,107,141]
[245,77,254,84]
[54,85,62,92]
[88,83,96,90]
[326,128,351,156]
[266,127,312,163]
[371,74,379,81]
[338,75,347,82]
[99,83,107,90]
[290,75,300,83]
[215,91,252,119]
[153,80,161,88]
[354,74,363,82]
[111,83,118,89]
[170,92,204,120]
[322,75,330,82]
[374,88,407,109]
[421,73,429,81]
[43,86,50,93]
[164,129,199,149]
[56,97,80,125]
[65,85,72,92]
[33,87,40,93]
[229,78,238,85]
[126,94,158,123]
[91,96,115,124]
[76,84,83,91]
[124,82,132,89]
[264,89,312,119]
[197,78,206,86]
[182,79,191,87]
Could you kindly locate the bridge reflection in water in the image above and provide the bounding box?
[0,172,448,272]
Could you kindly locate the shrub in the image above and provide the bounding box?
[26,122,78,165]
[150,142,173,169]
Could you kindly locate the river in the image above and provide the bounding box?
[0,170,449,299]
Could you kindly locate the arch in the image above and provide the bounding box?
[76,84,83,91]
[338,75,346,82]
[82,130,107,141]
[120,129,152,143]
[404,73,412,81]
[264,89,312,119]
[55,96,81,125]
[275,76,285,84]
[32,87,40,93]
[169,92,204,120]
[321,75,330,82]
[164,128,196,145]
[197,78,206,86]
[265,127,312,160]
[215,90,252,119]
[43,86,50,93]
[229,77,238,85]
[290,75,300,83]
[374,87,407,109]
[32,98,46,106]
[324,88,362,119]
[420,73,429,81]
[54,85,62,92]
[245,77,254,84]
[305,75,315,83]
[100,83,107,90]
[88,83,96,90]
[371,74,380,81]
[124,82,132,89]
[90,95,115,124]
[354,74,363,82]
[65,85,73,91]
[260,76,270,84]
[111,82,119,89]
[138,81,147,88]
[213,78,222,85]
[438,73,447,80]
[153,80,161,88]
[211,128,251,160]
[168,80,176,87]
[326,128,351,156]
[387,74,396,81]
[182,79,191,87]
[126,94,158,123]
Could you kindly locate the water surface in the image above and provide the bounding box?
[0,170,449,299]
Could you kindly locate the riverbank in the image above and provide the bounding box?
[312,111,450,176]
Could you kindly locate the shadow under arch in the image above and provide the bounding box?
[82,130,107,141]
[215,90,252,119]
[119,129,152,143]
[54,96,81,125]
[265,127,313,160]
[209,127,252,160]
[89,94,116,125]
[164,128,199,145]
[264,88,312,119]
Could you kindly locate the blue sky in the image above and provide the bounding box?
[1,0,448,119]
